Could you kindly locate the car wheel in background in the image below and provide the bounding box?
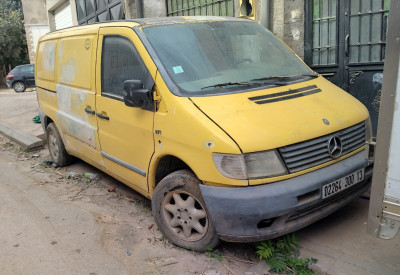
[13,81,26,93]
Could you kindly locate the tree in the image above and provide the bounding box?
[0,0,29,77]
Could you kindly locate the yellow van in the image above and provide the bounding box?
[36,17,373,251]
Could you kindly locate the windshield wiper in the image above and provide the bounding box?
[200,82,257,90]
[250,72,318,83]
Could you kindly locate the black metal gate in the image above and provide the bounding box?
[305,0,390,135]
[75,0,124,25]
[166,0,234,17]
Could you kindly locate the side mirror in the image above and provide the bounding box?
[123,80,152,109]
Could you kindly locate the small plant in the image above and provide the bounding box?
[256,234,317,274]
[206,245,223,262]
[4,141,14,148]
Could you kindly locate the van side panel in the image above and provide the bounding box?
[55,34,103,164]
[36,32,103,165]
[36,41,57,92]
[58,36,93,89]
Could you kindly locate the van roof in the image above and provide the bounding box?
[51,16,250,32]
[38,16,251,42]
[131,16,250,26]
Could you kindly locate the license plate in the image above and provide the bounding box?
[322,169,365,199]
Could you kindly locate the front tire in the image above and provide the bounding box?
[46,123,73,167]
[152,170,220,251]
[13,81,26,93]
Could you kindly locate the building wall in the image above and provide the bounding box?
[270,0,305,59]
[21,0,50,64]
[46,0,78,31]
[123,0,167,19]
[283,0,305,59]
[22,0,307,61]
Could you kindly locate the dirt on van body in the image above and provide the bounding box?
[0,135,269,275]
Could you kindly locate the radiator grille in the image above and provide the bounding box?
[279,122,366,173]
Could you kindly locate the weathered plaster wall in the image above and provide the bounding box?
[21,0,50,64]
[143,0,167,18]
[283,0,305,59]
[123,0,167,19]
[122,0,136,18]
[269,0,305,59]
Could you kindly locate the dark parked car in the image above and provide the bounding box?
[6,64,35,92]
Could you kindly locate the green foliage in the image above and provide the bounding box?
[256,234,317,274]
[0,0,29,76]
[205,245,223,262]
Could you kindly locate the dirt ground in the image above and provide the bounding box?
[0,135,271,275]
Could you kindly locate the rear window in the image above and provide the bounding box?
[9,68,17,74]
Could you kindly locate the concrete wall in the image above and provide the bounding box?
[143,0,167,18]
[21,0,50,64]
[123,0,167,19]
[283,0,305,59]
[270,0,305,59]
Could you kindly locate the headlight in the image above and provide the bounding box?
[366,116,373,141]
[212,150,288,180]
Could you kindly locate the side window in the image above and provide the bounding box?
[101,36,149,99]
[20,66,34,73]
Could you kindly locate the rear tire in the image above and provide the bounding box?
[46,123,73,166]
[152,170,220,251]
[13,81,26,93]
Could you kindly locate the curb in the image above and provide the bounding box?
[0,121,43,151]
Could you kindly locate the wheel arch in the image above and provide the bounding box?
[150,154,197,193]
[43,116,54,130]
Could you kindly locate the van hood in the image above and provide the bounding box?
[190,77,368,153]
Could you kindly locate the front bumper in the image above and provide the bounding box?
[200,151,372,242]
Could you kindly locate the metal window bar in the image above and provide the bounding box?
[369,0,372,62]
[358,0,361,62]
[349,0,389,63]
[77,0,123,25]
[167,0,233,16]
[312,0,337,65]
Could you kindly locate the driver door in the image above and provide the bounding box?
[95,26,157,194]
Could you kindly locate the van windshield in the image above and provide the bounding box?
[142,21,312,96]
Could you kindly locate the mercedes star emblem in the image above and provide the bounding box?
[327,136,343,159]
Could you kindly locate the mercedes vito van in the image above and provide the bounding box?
[36,17,373,251]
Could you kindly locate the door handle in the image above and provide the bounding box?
[97,112,109,120]
[345,34,350,57]
[84,107,95,114]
